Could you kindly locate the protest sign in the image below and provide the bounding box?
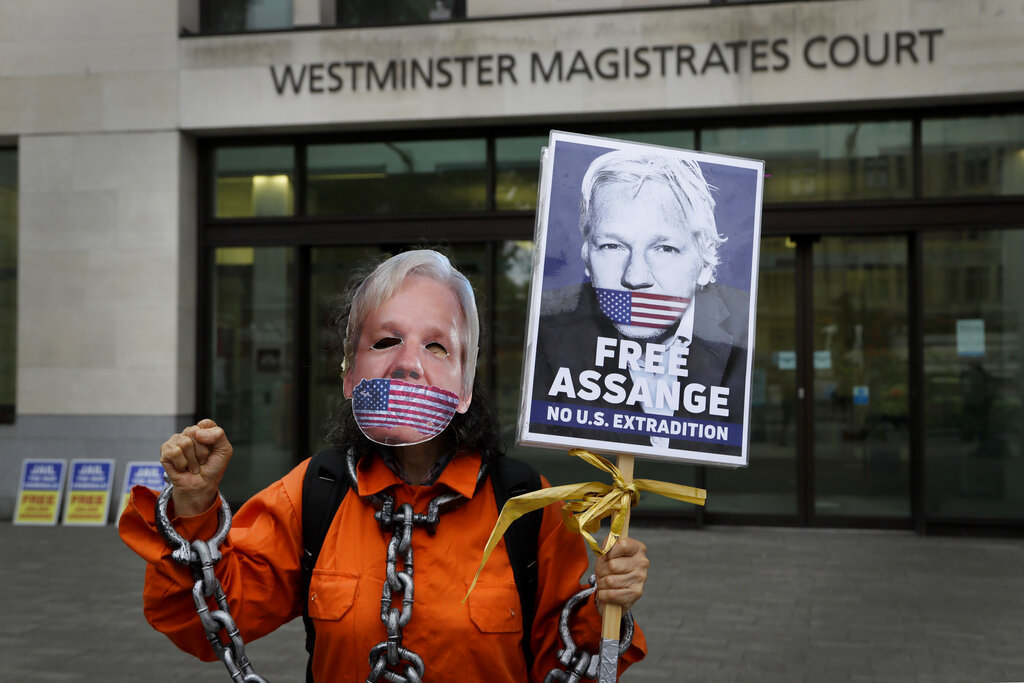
[14,459,68,525]
[517,131,764,467]
[62,459,115,526]
[118,461,166,520]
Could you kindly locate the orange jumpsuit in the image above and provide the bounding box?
[119,451,646,682]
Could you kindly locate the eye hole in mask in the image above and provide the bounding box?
[351,378,459,446]
[370,337,450,359]
[371,336,402,350]
[425,341,449,358]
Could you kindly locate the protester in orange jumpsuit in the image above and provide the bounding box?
[120,250,649,682]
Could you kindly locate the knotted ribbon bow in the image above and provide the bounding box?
[464,448,706,600]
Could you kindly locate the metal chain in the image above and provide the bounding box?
[346,451,486,683]
[155,480,268,683]
[544,576,634,683]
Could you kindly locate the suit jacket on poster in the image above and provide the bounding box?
[532,281,749,456]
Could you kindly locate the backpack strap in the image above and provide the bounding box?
[488,455,544,670]
[300,448,351,683]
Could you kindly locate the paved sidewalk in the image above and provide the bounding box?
[2,521,1024,682]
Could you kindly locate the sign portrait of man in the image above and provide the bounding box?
[518,132,763,467]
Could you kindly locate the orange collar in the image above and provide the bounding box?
[356,450,483,499]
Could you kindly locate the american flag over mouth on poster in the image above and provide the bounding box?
[352,378,460,437]
[595,288,690,329]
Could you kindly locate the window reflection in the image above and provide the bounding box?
[308,246,389,452]
[307,140,486,215]
[923,228,1024,520]
[202,0,293,33]
[812,235,910,518]
[494,131,696,212]
[493,240,534,447]
[605,130,696,150]
[495,137,546,211]
[210,247,295,504]
[213,146,295,218]
[703,122,912,202]
[922,114,1024,197]
[336,0,465,28]
[705,237,798,515]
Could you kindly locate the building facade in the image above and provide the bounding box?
[1,0,1023,531]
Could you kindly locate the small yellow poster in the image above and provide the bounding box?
[14,460,67,526]
[63,459,115,526]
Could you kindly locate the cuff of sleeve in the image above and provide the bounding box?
[123,484,222,541]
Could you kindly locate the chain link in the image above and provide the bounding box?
[155,480,268,683]
[348,451,484,683]
[544,576,634,683]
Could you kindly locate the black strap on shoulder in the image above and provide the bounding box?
[300,448,350,683]
[488,455,544,670]
[299,451,543,682]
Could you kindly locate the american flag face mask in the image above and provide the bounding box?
[351,378,460,446]
[595,287,691,330]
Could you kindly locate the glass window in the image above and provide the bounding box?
[494,131,695,213]
[202,0,293,33]
[306,139,486,215]
[922,114,1024,197]
[495,137,546,211]
[703,122,912,202]
[0,148,15,423]
[209,246,295,504]
[213,146,295,219]
[923,228,1024,521]
[605,130,696,150]
[336,0,465,28]
[493,240,534,448]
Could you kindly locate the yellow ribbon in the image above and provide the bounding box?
[463,448,706,601]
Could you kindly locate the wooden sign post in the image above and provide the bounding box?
[598,453,634,683]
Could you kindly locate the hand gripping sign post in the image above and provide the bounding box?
[473,131,764,681]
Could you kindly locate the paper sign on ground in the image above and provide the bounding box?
[118,461,166,520]
[14,459,68,525]
[62,459,115,526]
[517,131,764,467]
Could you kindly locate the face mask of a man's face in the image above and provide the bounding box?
[343,275,472,446]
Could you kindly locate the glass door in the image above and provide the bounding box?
[811,234,911,520]
[208,246,296,504]
[705,236,799,518]
[706,233,911,524]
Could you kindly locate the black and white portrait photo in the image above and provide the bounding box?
[518,132,764,466]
